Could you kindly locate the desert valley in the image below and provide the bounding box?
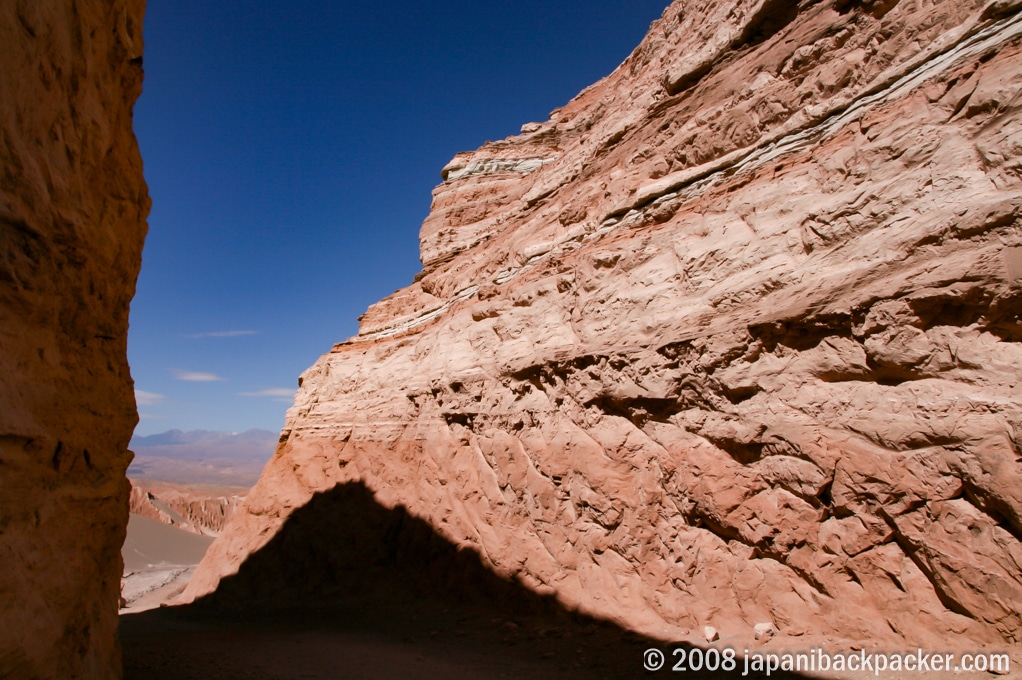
[118,430,271,612]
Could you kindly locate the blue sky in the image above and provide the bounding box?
[129,0,670,436]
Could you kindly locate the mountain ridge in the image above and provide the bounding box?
[131,428,278,448]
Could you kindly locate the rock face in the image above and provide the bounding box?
[129,480,246,537]
[0,1,148,678]
[190,0,1022,656]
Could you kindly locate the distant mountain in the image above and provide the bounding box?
[130,428,277,448]
[128,429,277,487]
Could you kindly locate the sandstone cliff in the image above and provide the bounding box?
[0,1,148,677]
[189,0,1022,657]
[129,480,246,537]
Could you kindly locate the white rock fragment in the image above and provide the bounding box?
[443,157,555,182]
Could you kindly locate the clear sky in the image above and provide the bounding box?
[129,0,671,436]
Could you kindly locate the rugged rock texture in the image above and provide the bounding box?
[129,480,246,537]
[190,0,1022,658]
[0,1,148,677]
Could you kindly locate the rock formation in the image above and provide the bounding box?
[129,480,246,537]
[189,0,1022,659]
[0,1,148,677]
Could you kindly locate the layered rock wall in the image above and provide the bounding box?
[129,481,246,537]
[0,1,148,677]
[190,0,1022,656]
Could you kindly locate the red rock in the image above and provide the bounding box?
[0,1,148,676]
[129,480,247,537]
[188,0,1022,658]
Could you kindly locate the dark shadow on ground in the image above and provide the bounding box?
[121,480,814,679]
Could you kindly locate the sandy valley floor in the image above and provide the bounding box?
[120,513,213,613]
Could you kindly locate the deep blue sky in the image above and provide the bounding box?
[129,0,670,436]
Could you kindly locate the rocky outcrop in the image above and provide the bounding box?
[0,1,148,678]
[189,0,1022,658]
[129,480,246,537]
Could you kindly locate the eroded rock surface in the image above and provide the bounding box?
[129,480,246,537]
[190,0,1022,657]
[0,1,148,677]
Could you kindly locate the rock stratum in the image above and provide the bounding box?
[129,480,246,537]
[0,1,148,678]
[189,0,1022,659]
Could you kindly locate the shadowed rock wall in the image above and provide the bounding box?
[125,481,812,679]
[0,1,149,677]
[190,0,1022,660]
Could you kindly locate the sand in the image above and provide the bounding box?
[121,593,681,680]
[120,513,213,612]
[119,601,1012,680]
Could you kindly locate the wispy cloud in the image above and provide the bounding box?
[186,330,259,339]
[172,369,226,382]
[134,390,165,407]
[239,388,295,400]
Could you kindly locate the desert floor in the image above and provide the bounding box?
[121,513,213,612]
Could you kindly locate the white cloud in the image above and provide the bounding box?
[239,388,295,399]
[172,369,226,382]
[186,330,259,338]
[134,390,165,406]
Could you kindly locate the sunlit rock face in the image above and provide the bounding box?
[0,1,148,677]
[129,481,246,537]
[190,0,1022,654]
